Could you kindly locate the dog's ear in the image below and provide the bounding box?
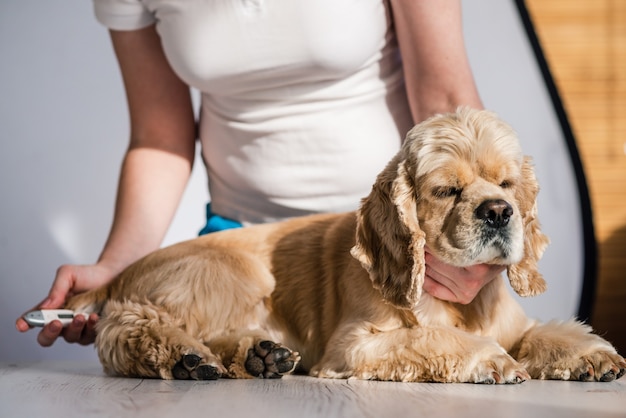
[351,156,426,309]
[506,156,550,296]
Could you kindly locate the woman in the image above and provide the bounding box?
[17,0,503,346]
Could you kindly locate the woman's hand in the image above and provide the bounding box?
[15,263,116,346]
[422,248,505,304]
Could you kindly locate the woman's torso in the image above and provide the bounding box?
[96,0,413,224]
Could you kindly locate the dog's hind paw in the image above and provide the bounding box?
[172,354,222,380]
[244,340,301,378]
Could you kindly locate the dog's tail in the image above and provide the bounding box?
[64,287,109,317]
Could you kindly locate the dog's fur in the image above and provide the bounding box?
[67,108,625,383]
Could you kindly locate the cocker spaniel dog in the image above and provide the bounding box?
[67,107,625,383]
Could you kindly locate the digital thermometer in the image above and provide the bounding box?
[22,309,89,327]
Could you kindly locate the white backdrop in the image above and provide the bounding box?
[1,0,208,361]
[0,0,589,361]
[462,1,587,321]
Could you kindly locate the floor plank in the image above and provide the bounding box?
[1,362,624,418]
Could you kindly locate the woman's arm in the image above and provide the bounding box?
[390,0,483,121]
[100,25,197,272]
[17,24,197,345]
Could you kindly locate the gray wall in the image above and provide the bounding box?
[0,0,585,361]
[462,1,585,322]
[1,0,208,361]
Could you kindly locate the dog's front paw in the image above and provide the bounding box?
[539,351,626,382]
[469,352,530,384]
[244,340,301,378]
[172,354,223,380]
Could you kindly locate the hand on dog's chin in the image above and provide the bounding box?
[423,250,505,305]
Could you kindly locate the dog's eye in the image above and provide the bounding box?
[433,186,462,198]
[500,180,513,189]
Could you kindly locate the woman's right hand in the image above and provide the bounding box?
[15,263,117,347]
[16,25,197,349]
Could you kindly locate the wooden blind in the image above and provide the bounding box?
[525,0,626,353]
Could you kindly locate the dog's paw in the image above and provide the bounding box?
[172,354,222,380]
[244,340,301,378]
[541,351,626,382]
[469,352,530,384]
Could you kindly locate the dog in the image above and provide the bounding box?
[67,107,625,383]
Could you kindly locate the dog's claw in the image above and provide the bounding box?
[513,371,529,384]
[578,365,595,382]
[477,371,504,385]
[245,340,300,378]
[600,370,616,382]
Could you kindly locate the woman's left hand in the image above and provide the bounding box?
[422,248,505,304]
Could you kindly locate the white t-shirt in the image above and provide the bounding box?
[94,0,413,224]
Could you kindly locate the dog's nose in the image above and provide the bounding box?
[475,199,513,228]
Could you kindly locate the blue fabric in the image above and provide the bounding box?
[198,203,243,235]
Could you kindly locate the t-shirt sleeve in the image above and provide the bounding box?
[93,0,156,30]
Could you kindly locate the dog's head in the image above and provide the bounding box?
[351,107,549,309]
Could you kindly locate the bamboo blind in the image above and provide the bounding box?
[525,0,626,353]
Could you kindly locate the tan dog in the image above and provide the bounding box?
[67,108,625,383]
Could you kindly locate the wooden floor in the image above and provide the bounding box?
[1,362,624,418]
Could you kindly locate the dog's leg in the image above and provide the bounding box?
[312,325,529,384]
[209,331,301,379]
[510,320,626,382]
[96,300,226,380]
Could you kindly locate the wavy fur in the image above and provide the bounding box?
[67,108,624,383]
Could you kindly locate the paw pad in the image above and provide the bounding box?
[244,340,300,378]
[172,354,221,380]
